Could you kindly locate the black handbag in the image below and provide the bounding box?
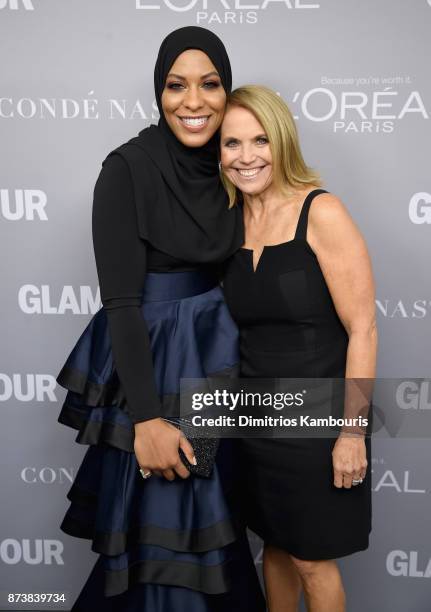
[163,418,220,478]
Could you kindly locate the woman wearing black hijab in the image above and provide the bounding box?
[55,26,265,612]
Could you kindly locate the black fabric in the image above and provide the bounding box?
[92,27,243,423]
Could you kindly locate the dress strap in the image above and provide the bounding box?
[294,189,329,240]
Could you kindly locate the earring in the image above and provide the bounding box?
[218,161,222,172]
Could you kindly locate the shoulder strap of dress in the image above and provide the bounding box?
[294,188,329,240]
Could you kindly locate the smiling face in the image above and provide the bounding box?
[161,49,227,147]
[220,105,273,197]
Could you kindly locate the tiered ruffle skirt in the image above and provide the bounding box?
[56,270,265,611]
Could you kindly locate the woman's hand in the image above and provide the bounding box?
[332,433,368,489]
[134,418,196,481]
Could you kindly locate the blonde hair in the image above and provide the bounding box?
[220,85,323,208]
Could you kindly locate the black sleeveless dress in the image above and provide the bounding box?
[222,189,372,560]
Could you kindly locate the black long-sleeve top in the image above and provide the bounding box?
[92,153,200,424]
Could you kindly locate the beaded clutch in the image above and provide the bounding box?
[179,436,220,477]
[163,418,220,478]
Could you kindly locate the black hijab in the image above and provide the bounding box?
[103,26,244,263]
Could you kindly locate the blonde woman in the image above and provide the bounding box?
[219,85,376,612]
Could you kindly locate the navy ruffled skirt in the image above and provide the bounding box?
[56,270,265,612]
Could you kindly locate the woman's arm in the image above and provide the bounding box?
[307,193,378,488]
[92,153,161,423]
[307,193,377,378]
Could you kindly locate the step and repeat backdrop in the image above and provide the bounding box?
[1,1,430,610]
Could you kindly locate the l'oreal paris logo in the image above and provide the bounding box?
[136,0,319,25]
[287,86,428,134]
